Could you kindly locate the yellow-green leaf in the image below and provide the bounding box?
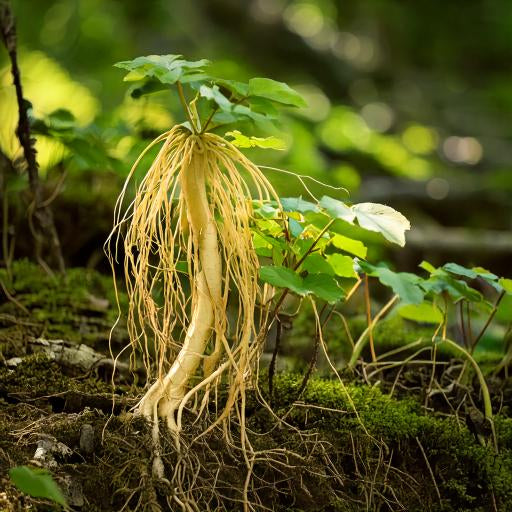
[330,234,367,259]
[399,303,443,324]
[226,130,285,150]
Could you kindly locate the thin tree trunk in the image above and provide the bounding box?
[0,0,65,272]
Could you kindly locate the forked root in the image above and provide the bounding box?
[106,128,281,483]
[137,143,221,436]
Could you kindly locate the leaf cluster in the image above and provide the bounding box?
[254,195,512,331]
[114,54,306,130]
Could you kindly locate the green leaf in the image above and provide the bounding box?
[281,196,319,213]
[303,273,345,303]
[215,78,249,98]
[360,261,425,304]
[216,104,271,126]
[46,109,76,130]
[319,196,355,223]
[301,253,334,276]
[200,84,232,110]
[326,254,357,278]
[175,261,189,274]
[330,234,367,259]
[259,266,305,295]
[469,266,499,281]
[399,303,443,324]
[255,219,283,237]
[288,218,304,237]
[248,96,280,118]
[252,201,279,219]
[443,263,502,292]
[130,80,169,98]
[248,77,307,108]
[253,232,273,257]
[9,466,67,507]
[422,270,483,303]
[443,263,478,279]
[499,278,512,295]
[419,260,437,274]
[352,203,410,246]
[114,55,210,85]
[225,130,285,150]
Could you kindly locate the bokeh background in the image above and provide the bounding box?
[1,0,512,274]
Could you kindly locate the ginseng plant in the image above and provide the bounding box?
[106,56,415,505]
[106,55,307,466]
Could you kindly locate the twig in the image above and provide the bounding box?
[268,318,282,399]
[295,302,329,399]
[415,437,442,504]
[177,81,197,133]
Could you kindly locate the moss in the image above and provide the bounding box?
[0,259,127,355]
[0,353,113,396]
[2,372,512,511]
[262,373,512,511]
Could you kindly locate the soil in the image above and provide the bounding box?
[1,260,512,512]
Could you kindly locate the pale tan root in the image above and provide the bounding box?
[137,143,221,433]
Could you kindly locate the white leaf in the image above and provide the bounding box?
[353,202,410,246]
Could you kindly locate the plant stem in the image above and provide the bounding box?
[295,301,329,399]
[472,290,506,351]
[268,318,282,399]
[348,295,399,368]
[176,81,197,134]
[440,337,497,452]
[201,106,218,134]
[459,300,468,349]
[364,274,376,363]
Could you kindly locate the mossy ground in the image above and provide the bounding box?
[0,259,128,358]
[1,261,512,511]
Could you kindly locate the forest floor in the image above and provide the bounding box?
[1,260,512,512]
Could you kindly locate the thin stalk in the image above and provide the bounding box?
[459,300,468,349]
[295,301,329,399]
[268,318,282,399]
[364,274,376,363]
[347,295,398,368]
[345,278,362,303]
[200,106,218,134]
[472,290,506,351]
[466,301,474,347]
[176,81,197,134]
[348,295,399,368]
[294,219,334,270]
[440,337,497,452]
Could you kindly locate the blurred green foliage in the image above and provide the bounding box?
[1,0,511,276]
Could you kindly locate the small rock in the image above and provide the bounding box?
[33,435,72,468]
[79,424,95,454]
[64,476,85,508]
[5,357,23,367]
